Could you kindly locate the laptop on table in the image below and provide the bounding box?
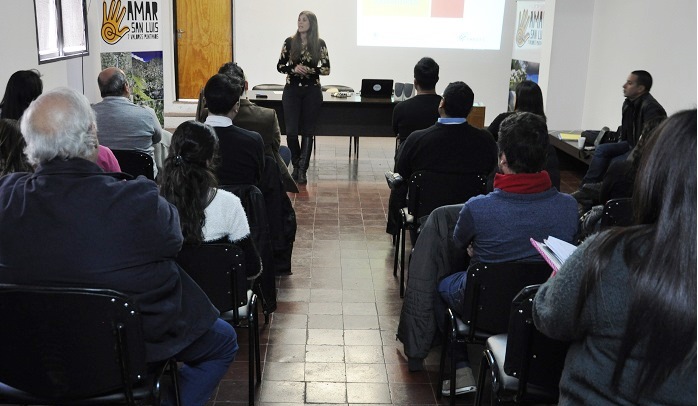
[360,79,394,98]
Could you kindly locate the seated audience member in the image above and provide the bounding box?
[533,109,697,405]
[203,74,265,186]
[159,120,261,280]
[0,87,238,406]
[574,70,666,191]
[217,62,298,193]
[578,117,665,238]
[92,67,164,177]
[392,57,442,155]
[95,145,121,173]
[0,119,31,175]
[386,81,497,236]
[397,113,579,392]
[0,69,43,120]
[487,80,560,189]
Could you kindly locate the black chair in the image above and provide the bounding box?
[475,285,569,406]
[176,243,261,406]
[394,171,488,297]
[438,262,552,406]
[111,149,155,180]
[600,197,633,227]
[0,284,180,405]
[221,184,277,322]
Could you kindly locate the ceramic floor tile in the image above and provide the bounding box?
[211,137,583,405]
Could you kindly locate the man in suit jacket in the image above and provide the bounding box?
[218,62,298,193]
[0,87,237,405]
[203,74,265,186]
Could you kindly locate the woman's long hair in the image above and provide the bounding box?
[0,119,31,175]
[159,121,220,244]
[290,11,320,63]
[514,80,545,119]
[0,70,43,120]
[576,109,697,398]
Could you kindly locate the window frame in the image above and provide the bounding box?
[33,0,90,64]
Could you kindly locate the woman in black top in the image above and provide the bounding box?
[277,10,330,184]
[487,80,560,189]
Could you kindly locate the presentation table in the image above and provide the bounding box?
[249,90,485,156]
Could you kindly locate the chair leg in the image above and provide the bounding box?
[475,350,490,406]
[250,294,262,383]
[355,137,359,157]
[399,224,407,298]
[437,331,448,399]
[393,230,400,277]
[168,358,181,406]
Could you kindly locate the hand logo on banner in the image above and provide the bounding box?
[102,0,130,45]
[516,9,531,47]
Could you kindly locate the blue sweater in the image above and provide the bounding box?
[454,188,578,263]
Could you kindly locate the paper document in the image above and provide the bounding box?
[530,236,577,276]
[559,133,581,141]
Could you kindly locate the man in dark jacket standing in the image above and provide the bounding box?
[0,87,237,406]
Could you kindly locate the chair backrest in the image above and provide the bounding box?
[503,284,569,400]
[462,262,552,337]
[176,243,247,317]
[600,197,633,227]
[111,149,155,180]
[251,84,285,91]
[221,184,277,315]
[0,284,148,399]
[407,171,487,219]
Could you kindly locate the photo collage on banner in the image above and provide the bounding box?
[99,0,165,124]
[509,0,544,110]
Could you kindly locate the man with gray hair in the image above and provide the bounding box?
[0,87,238,405]
[92,67,165,177]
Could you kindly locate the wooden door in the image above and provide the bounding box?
[175,0,233,99]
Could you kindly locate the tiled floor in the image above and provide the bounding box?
[210,136,584,405]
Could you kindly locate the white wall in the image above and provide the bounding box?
[539,0,595,130]
[2,0,695,130]
[581,0,697,129]
[233,0,516,124]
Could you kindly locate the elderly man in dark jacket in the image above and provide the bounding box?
[0,87,237,406]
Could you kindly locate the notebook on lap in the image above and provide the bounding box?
[360,79,394,98]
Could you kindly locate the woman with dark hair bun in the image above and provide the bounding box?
[159,120,261,280]
[0,119,32,176]
[533,109,697,405]
[0,70,43,120]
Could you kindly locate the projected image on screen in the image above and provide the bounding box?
[357,0,505,50]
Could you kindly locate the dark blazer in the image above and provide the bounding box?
[0,158,218,362]
[213,123,265,186]
[393,121,498,206]
[235,98,298,193]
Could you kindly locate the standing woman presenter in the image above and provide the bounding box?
[277,10,330,184]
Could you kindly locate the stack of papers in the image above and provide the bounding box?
[530,236,577,275]
[558,133,581,141]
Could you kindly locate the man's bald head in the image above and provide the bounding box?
[21,87,99,165]
[97,67,129,98]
